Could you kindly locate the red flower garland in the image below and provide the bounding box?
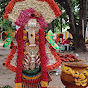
[55,34,60,44]
[5,42,16,72]
[3,0,25,19]
[3,0,61,19]
[57,53,82,62]
[16,28,23,83]
[39,29,48,88]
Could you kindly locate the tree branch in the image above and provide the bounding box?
[55,0,76,34]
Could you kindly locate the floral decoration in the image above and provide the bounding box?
[16,27,23,86]
[15,8,47,29]
[62,65,88,87]
[5,41,16,72]
[39,0,61,17]
[3,0,62,88]
[39,29,48,87]
[57,53,82,62]
[3,0,61,24]
[3,0,25,19]
[16,83,22,88]
[46,45,61,70]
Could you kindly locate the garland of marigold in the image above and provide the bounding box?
[3,0,25,19]
[62,65,88,87]
[5,41,16,72]
[55,34,60,44]
[3,0,61,19]
[39,29,48,88]
[16,27,23,88]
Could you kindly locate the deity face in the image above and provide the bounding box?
[25,19,39,46]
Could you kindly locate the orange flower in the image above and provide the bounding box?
[3,14,8,19]
[3,0,25,19]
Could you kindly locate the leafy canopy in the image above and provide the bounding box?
[53,0,80,33]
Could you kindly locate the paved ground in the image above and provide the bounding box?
[0,43,88,88]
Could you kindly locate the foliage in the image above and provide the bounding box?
[54,0,87,52]
[53,0,80,33]
[1,19,12,31]
[0,0,12,32]
[0,0,81,34]
[0,85,12,88]
[53,8,69,33]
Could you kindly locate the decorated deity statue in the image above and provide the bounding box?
[3,0,61,88]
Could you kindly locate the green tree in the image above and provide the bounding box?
[54,0,87,52]
[0,0,12,32]
[53,8,69,33]
[1,19,12,31]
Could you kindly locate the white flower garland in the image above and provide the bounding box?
[8,0,56,23]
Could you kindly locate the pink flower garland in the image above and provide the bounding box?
[39,29,48,88]
[36,15,47,29]
[15,8,35,27]
[15,8,47,29]
[16,27,23,83]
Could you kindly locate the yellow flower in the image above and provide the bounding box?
[23,30,27,34]
[75,79,81,86]
[80,79,87,82]
[75,82,81,86]
[16,83,22,88]
[62,65,72,74]
[61,65,66,71]
[81,82,87,86]
[79,73,86,79]
[23,36,27,40]
[65,67,73,74]
[40,81,48,87]
[79,79,87,86]
[74,71,79,78]
[75,77,87,86]
[26,43,28,46]
[61,65,88,87]
[72,70,75,77]
[75,78,78,82]
[82,70,88,76]
[36,36,39,40]
[24,51,27,55]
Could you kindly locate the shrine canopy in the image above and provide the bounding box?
[3,0,61,25]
